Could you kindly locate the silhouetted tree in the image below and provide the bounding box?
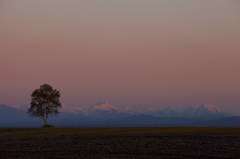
[28,84,61,126]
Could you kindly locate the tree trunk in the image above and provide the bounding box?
[46,114,48,125]
[43,115,47,125]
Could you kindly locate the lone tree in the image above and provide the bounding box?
[28,84,61,126]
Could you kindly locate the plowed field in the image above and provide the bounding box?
[0,127,239,158]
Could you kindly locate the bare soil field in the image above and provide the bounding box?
[0,127,240,158]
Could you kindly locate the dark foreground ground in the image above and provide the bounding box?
[0,127,240,158]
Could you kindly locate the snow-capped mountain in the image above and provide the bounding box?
[59,102,231,118]
[147,107,181,117]
[182,103,231,118]
[84,103,119,115]
[59,102,138,116]
[146,104,232,118]
[181,105,199,117]
[60,103,85,114]
[122,106,139,113]
[11,105,30,111]
[193,104,226,117]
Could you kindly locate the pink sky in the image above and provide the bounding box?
[0,0,240,114]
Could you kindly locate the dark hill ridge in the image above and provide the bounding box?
[102,114,192,127]
[0,104,42,127]
[0,104,27,119]
[188,116,240,127]
[0,104,238,127]
[101,114,240,127]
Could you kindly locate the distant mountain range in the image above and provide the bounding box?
[146,104,231,119]
[0,103,238,127]
[59,102,139,115]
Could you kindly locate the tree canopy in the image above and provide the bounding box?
[27,84,61,126]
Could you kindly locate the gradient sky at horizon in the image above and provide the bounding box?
[1,0,240,114]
